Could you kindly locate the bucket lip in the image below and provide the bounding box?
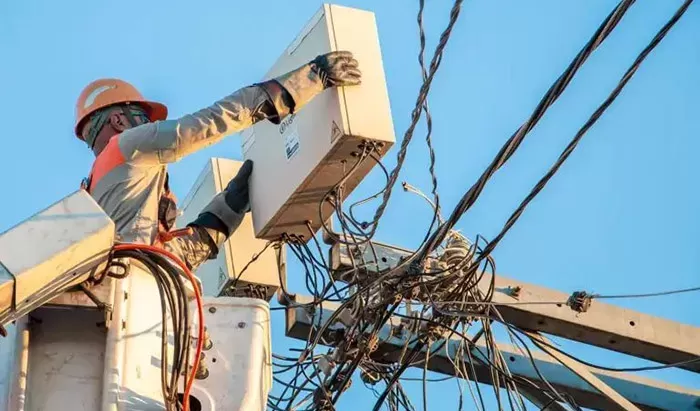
[201,296,271,311]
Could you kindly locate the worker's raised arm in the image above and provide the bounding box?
[118,51,361,165]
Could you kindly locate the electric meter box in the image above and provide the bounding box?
[177,158,282,300]
[241,3,395,241]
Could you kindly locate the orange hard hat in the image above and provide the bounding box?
[74,78,168,140]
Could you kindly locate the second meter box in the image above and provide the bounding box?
[241,3,395,241]
[177,158,281,300]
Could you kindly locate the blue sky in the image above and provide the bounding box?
[1,0,699,409]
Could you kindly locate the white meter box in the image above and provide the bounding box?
[241,3,395,241]
[177,158,280,300]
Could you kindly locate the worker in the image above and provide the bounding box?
[74,51,362,271]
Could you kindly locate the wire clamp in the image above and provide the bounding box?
[567,290,593,313]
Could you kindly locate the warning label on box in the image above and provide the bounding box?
[330,121,342,144]
[284,130,300,161]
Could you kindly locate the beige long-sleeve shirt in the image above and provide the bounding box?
[87,64,324,252]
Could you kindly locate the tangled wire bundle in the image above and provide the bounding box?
[263,1,697,410]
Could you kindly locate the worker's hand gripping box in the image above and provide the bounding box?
[241,3,395,241]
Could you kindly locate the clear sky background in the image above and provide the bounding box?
[1,0,699,409]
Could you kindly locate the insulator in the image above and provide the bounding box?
[440,234,471,268]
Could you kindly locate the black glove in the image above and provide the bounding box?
[310,51,362,89]
[224,159,253,213]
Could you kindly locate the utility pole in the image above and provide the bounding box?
[280,240,700,410]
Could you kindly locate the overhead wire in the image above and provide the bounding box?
[417,0,637,260]
[592,285,700,300]
[268,0,695,409]
[388,312,574,407]
[365,0,464,241]
[458,0,694,274]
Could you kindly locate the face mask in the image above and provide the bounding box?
[85,109,110,149]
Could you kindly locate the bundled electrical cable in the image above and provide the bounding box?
[415,0,639,261]
[111,244,205,411]
[113,249,190,408]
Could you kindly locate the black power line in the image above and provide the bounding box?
[459,0,695,273]
[417,0,638,260]
[366,0,464,237]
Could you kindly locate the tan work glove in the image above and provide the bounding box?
[273,50,362,115]
[309,50,362,89]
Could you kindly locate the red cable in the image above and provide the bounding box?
[113,243,204,411]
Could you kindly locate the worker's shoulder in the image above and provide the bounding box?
[118,121,160,142]
[117,122,164,152]
[117,121,176,165]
